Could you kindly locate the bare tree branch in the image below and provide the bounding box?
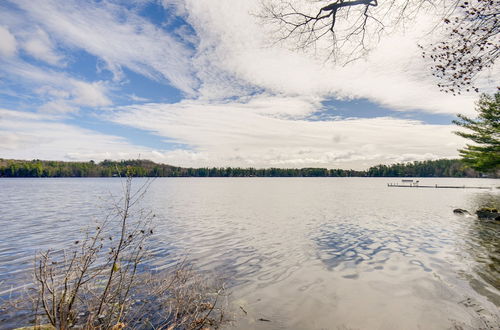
[260,0,499,92]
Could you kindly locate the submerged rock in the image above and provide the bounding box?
[453,208,470,215]
[476,208,500,220]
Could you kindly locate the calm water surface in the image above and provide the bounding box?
[0,178,499,329]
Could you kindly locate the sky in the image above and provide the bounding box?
[0,0,498,170]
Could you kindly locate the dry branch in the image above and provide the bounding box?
[1,176,229,329]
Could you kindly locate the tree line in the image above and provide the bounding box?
[0,158,485,178]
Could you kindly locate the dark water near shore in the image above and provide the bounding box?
[0,178,499,329]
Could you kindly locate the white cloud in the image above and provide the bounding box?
[0,1,488,168]
[1,59,111,113]
[70,81,111,107]
[4,0,487,116]
[0,10,64,65]
[12,0,198,95]
[128,94,149,102]
[38,100,78,114]
[180,0,487,115]
[107,98,466,169]
[0,109,173,161]
[22,28,63,65]
[0,26,17,57]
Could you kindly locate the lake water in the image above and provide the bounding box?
[0,178,499,329]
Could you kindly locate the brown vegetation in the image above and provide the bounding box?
[2,177,228,329]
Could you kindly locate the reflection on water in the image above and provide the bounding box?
[0,178,499,329]
[315,222,433,276]
[461,193,500,306]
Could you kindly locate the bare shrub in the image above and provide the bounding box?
[3,176,228,329]
[124,266,227,329]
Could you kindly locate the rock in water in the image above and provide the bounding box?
[453,208,470,215]
[475,208,500,220]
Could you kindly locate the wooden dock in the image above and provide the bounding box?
[387,183,493,189]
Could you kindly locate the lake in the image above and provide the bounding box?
[0,178,499,329]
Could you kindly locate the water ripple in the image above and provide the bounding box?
[1,178,499,329]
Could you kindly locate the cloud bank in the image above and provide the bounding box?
[1,0,496,168]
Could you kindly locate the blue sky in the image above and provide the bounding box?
[0,0,494,169]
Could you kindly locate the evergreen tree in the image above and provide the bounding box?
[453,93,500,173]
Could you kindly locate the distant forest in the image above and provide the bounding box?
[0,158,488,178]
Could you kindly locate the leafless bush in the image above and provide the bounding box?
[124,266,227,329]
[3,176,229,329]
